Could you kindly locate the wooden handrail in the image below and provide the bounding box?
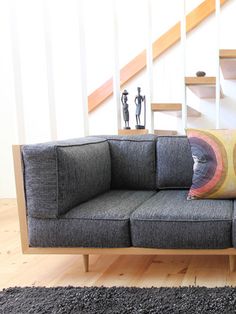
[88,0,228,113]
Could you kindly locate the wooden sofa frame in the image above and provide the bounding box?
[13,145,236,273]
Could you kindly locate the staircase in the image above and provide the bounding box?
[151,48,236,136]
[88,0,228,113]
[87,0,230,136]
[118,48,233,136]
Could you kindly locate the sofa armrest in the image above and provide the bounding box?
[21,137,111,219]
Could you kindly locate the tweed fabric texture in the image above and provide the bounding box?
[28,190,156,247]
[57,142,111,214]
[103,135,157,190]
[231,200,236,248]
[131,190,233,248]
[187,129,236,199]
[22,137,109,219]
[156,136,193,189]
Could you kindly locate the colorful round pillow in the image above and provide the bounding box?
[186,129,236,199]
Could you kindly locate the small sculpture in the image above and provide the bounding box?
[121,90,130,129]
[134,87,146,129]
[196,71,206,77]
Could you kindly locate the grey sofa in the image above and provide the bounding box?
[13,135,236,272]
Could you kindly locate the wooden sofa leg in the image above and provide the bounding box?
[229,255,236,272]
[83,255,89,272]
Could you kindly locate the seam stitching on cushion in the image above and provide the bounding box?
[127,191,157,244]
[158,136,186,139]
[56,140,107,149]
[231,201,235,246]
[131,218,232,222]
[156,139,159,189]
[158,187,190,190]
[55,146,60,218]
[107,139,155,143]
[21,148,29,216]
[30,217,131,222]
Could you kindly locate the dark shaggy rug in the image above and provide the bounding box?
[1,286,236,314]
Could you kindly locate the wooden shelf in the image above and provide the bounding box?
[151,103,201,117]
[154,130,178,136]
[220,49,236,79]
[185,77,224,99]
[118,129,148,135]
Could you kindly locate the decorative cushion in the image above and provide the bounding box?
[186,128,236,199]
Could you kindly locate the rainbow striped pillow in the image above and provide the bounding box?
[186,129,236,199]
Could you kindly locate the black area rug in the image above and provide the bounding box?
[1,286,236,314]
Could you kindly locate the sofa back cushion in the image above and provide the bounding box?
[156,136,193,189]
[104,135,157,190]
[22,137,111,218]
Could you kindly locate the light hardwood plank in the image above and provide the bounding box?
[151,103,201,117]
[118,129,148,135]
[185,77,224,99]
[220,51,236,79]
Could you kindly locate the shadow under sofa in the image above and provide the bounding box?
[13,135,236,272]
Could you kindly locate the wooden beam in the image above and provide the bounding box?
[88,0,228,113]
[22,247,236,256]
[12,145,29,253]
[152,103,182,112]
[154,130,178,136]
[118,129,148,135]
[220,49,236,79]
[185,77,224,98]
[220,49,236,58]
[185,77,217,85]
[151,103,201,118]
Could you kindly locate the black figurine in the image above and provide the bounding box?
[121,90,130,129]
[134,87,146,129]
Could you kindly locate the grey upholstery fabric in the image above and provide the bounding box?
[102,135,157,190]
[131,190,233,249]
[28,190,156,247]
[156,136,193,189]
[232,200,236,248]
[57,142,110,214]
[22,137,110,219]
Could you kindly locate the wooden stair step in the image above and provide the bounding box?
[220,49,236,80]
[151,103,201,117]
[154,130,178,136]
[185,77,224,99]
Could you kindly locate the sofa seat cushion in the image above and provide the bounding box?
[28,190,156,248]
[130,190,233,249]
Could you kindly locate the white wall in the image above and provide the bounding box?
[1,0,236,198]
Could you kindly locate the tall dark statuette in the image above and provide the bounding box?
[121,89,130,129]
[135,87,146,129]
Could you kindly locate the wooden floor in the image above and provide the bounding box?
[1,199,236,289]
